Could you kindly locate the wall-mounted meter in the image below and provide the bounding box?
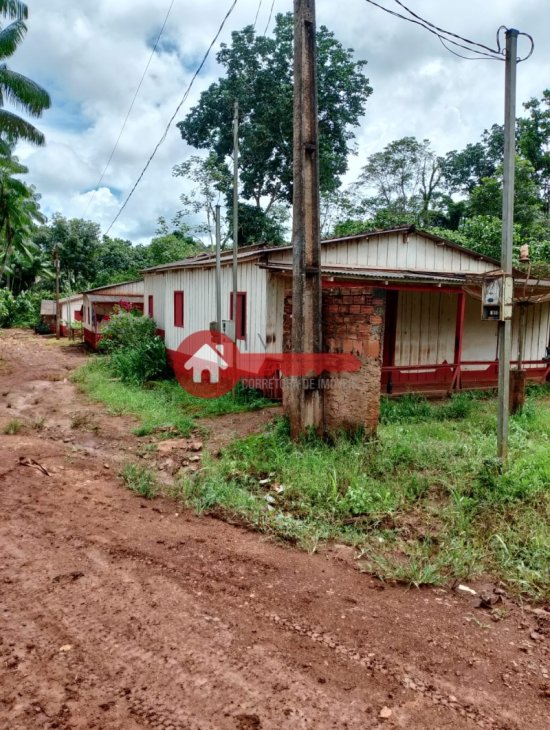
[481,275,513,321]
[210,320,236,341]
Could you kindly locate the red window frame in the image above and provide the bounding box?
[229,292,247,340]
[174,291,184,328]
[148,295,154,319]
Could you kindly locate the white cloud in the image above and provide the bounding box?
[6,0,550,242]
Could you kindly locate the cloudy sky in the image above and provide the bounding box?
[10,0,550,243]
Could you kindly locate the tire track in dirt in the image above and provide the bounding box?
[53,534,519,730]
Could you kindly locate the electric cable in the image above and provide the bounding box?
[105,0,239,236]
[253,0,263,30]
[85,0,177,217]
[263,0,275,36]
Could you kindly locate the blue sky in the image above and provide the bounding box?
[9,0,550,243]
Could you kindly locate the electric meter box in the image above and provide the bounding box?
[481,275,513,321]
[210,319,236,341]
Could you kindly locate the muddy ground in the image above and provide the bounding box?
[0,330,549,730]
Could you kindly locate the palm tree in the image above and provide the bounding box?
[0,1,50,146]
[0,153,45,278]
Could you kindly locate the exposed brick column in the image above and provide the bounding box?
[283,284,386,435]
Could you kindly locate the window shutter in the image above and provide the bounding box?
[174,291,184,327]
[148,295,154,319]
[229,292,247,339]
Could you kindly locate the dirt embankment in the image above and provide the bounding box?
[0,330,549,730]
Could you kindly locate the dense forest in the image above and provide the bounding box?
[1,7,549,328]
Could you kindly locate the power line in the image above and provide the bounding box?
[85,0,177,217]
[253,0,263,30]
[105,0,239,237]
[264,0,275,36]
[365,0,534,63]
[393,0,501,57]
[362,0,503,61]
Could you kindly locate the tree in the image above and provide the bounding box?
[172,154,231,245]
[145,233,204,267]
[517,90,550,216]
[468,157,543,234]
[0,1,50,146]
[0,152,44,278]
[352,137,444,227]
[34,215,101,290]
[177,13,372,213]
[94,236,149,286]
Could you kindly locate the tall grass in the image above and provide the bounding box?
[178,392,550,600]
[72,358,273,437]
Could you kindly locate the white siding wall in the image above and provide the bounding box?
[394,292,550,367]
[270,232,496,275]
[144,273,166,330]
[154,262,268,354]
[512,301,550,362]
[266,273,287,354]
[61,297,83,323]
[462,297,550,364]
[394,291,456,366]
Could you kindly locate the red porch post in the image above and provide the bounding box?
[451,291,466,392]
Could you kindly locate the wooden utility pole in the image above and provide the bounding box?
[497,29,519,462]
[54,245,61,340]
[287,0,323,438]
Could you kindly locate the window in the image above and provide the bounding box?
[229,292,247,339]
[174,291,184,328]
[148,295,154,319]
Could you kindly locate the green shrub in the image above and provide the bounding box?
[99,310,167,384]
[0,289,15,327]
[0,288,45,329]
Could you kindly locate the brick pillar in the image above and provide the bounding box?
[282,285,385,435]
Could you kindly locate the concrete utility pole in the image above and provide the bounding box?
[215,204,222,333]
[288,0,323,438]
[232,101,239,338]
[497,29,519,462]
[54,245,61,340]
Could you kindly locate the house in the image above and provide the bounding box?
[142,226,550,430]
[40,294,84,336]
[82,280,144,349]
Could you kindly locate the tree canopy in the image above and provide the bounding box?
[0,0,50,147]
[177,13,371,217]
[325,89,550,264]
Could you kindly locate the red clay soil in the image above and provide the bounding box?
[0,330,549,730]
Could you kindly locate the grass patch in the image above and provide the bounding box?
[177,392,550,600]
[72,358,272,438]
[120,463,159,499]
[3,418,23,435]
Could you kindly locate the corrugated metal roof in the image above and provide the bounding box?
[87,294,144,303]
[141,225,502,275]
[82,279,143,294]
[141,244,282,273]
[261,262,467,285]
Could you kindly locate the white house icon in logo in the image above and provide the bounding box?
[184,343,229,384]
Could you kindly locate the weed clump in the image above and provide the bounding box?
[121,463,159,499]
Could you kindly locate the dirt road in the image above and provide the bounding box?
[0,330,549,729]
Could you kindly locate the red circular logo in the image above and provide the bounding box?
[172,330,240,398]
